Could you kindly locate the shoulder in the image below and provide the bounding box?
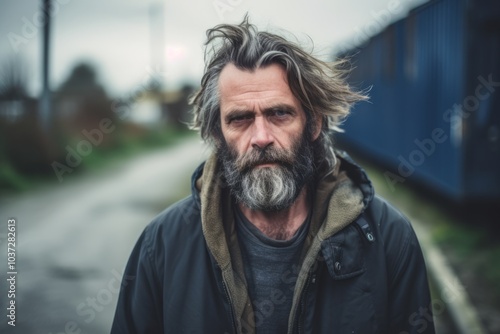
[145,195,201,237]
[364,194,414,240]
[138,195,203,266]
[363,195,424,281]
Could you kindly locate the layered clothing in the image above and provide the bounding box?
[111,152,435,334]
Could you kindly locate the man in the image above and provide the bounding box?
[111,18,435,334]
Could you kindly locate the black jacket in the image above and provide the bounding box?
[111,152,435,334]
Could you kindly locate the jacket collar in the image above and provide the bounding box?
[191,150,374,333]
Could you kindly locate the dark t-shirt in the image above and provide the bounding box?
[235,208,310,334]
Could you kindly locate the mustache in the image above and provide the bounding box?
[234,147,295,172]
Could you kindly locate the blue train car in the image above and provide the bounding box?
[338,0,500,201]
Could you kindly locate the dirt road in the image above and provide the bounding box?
[0,137,208,334]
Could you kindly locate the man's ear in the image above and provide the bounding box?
[311,115,322,141]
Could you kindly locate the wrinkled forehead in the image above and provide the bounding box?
[218,63,303,113]
[219,63,290,92]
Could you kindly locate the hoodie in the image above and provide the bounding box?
[111,151,435,334]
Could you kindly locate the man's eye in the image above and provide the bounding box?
[276,110,287,116]
[230,115,253,124]
[272,110,290,118]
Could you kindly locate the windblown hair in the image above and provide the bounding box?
[190,16,367,168]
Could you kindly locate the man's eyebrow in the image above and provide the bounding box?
[224,104,298,123]
[263,104,297,115]
[224,109,255,123]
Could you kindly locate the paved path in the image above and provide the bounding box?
[0,137,209,334]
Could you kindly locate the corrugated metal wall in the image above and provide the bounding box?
[463,0,500,198]
[339,0,469,198]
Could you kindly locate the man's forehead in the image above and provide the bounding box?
[218,63,299,109]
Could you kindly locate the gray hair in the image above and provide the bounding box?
[190,16,367,168]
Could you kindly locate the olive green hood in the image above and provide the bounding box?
[196,152,367,333]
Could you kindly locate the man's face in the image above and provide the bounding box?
[219,63,308,158]
[217,63,316,211]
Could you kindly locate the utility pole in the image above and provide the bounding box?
[40,0,52,132]
[149,2,165,88]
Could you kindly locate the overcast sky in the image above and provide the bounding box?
[0,0,427,97]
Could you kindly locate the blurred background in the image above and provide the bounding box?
[0,0,499,333]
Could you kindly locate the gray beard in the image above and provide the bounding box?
[237,163,298,211]
[219,134,315,212]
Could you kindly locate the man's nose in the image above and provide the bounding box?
[250,116,274,149]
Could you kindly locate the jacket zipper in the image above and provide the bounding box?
[221,278,238,334]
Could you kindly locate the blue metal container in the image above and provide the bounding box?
[337,0,500,201]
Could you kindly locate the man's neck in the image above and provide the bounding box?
[238,187,309,241]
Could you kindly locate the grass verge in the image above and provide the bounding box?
[356,157,500,331]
